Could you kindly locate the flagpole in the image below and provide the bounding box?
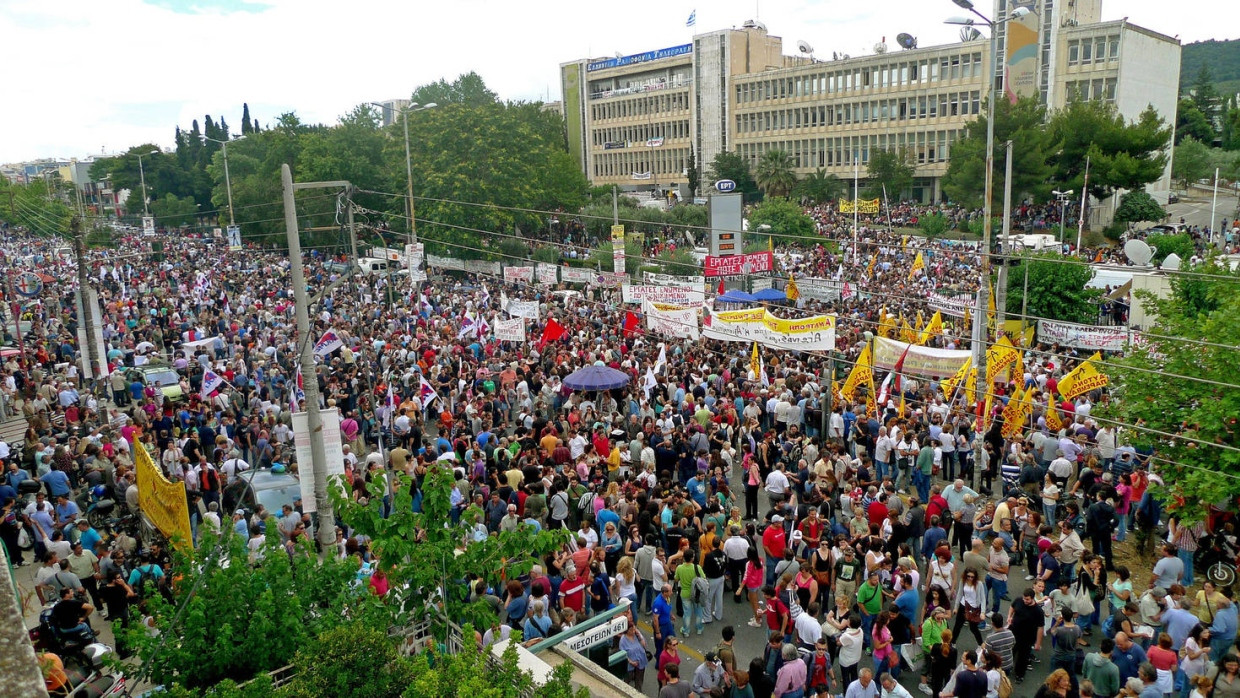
[853,156,860,266]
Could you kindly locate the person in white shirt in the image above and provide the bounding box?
[765,463,790,509]
[221,452,250,485]
[874,427,896,483]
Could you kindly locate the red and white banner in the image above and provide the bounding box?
[642,300,700,340]
[704,251,774,277]
[503,266,535,283]
[495,317,526,342]
[1037,320,1129,352]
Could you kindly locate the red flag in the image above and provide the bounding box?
[622,311,641,338]
[538,318,567,348]
[892,343,911,395]
[717,279,726,295]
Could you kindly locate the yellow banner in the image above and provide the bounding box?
[610,224,625,242]
[838,197,881,214]
[134,439,193,550]
[1058,351,1109,401]
[786,275,800,301]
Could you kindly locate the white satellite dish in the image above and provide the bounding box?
[1161,252,1182,271]
[797,40,815,55]
[1123,239,1153,267]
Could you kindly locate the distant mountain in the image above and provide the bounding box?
[1180,39,1240,97]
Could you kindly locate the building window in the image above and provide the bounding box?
[1068,41,1079,65]
[1104,78,1117,101]
[1081,41,1092,64]
[1109,35,1120,60]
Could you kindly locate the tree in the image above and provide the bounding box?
[1223,101,1240,151]
[0,179,73,235]
[942,96,1059,207]
[686,149,700,197]
[1101,257,1240,524]
[1005,252,1102,324]
[747,198,817,246]
[705,150,760,202]
[241,103,254,135]
[866,147,916,199]
[753,149,797,198]
[1173,137,1213,188]
[1113,190,1166,226]
[149,193,200,228]
[792,168,844,205]
[1047,101,1172,200]
[411,71,498,107]
[919,213,949,238]
[1175,98,1216,145]
[1190,64,1221,128]
[1145,233,1195,265]
[280,623,417,698]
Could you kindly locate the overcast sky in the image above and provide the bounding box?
[1,0,1233,164]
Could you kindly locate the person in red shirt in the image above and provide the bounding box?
[762,516,787,587]
[763,585,790,637]
[867,495,889,528]
[798,509,824,550]
[559,564,586,614]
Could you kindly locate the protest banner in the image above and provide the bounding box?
[494,317,526,342]
[642,272,706,292]
[503,265,535,283]
[1037,320,1129,352]
[703,251,774,277]
[703,308,835,351]
[621,284,706,306]
[505,299,540,320]
[427,254,464,271]
[642,300,700,340]
[873,337,971,379]
[1057,351,1110,400]
[560,266,594,284]
[536,263,558,284]
[464,259,501,276]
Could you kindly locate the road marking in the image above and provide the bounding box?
[634,619,705,661]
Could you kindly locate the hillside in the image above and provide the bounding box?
[1180,38,1240,97]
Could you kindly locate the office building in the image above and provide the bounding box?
[375,99,410,127]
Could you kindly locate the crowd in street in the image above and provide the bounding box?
[1,207,1238,698]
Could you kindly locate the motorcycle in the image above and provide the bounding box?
[30,606,128,697]
[1194,532,1239,587]
[76,486,118,531]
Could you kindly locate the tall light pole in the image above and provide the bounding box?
[1053,189,1073,248]
[370,101,436,243]
[204,134,245,226]
[136,149,159,217]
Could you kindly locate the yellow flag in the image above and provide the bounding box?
[1058,351,1109,401]
[898,393,907,419]
[768,235,774,252]
[1045,403,1064,433]
[901,235,908,251]
[964,367,978,404]
[908,251,926,280]
[750,341,761,381]
[985,335,1020,379]
[878,310,895,339]
[940,357,972,400]
[866,254,877,279]
[962,305,972,332]
[134,439,193,550]
[915,310,925,332]
[983,390,995,430]
[918,311,943,345]
[1000,384,1026,438]
[841,342,873,402]
[899,318,917,345]
[786,274,800,301]
[1022,323,1036,348]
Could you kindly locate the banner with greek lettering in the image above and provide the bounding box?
[536,263,559,284]
[873,337,971,379]
[464,259,501,276]
[1037,320,1129,352]
[427,254,465,271]
[134,439,193,550]
[643,300,700,340]
[561,266,594,284]
[927,292,976,318]
[704,251,774,277]
[703,308,836,351]
[642,272,705,292]
[622,284,706,306]
[503,265,535,283]
[591,271,628,286]
[405,243,426,282]
[505,299,539,320]
[838,198,881,214]
[494,317,526,342]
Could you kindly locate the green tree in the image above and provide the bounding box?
[792,168,844,205]
[0,179,73,236]
[1047,101,1172,200]
[748,197,817,246]
[1175,98,1217,145]
[866,147,916,199]
[1223,102,1240,150]
[411,71,498,107]
[1005,252,1102,324]
[1190,64,1221,128]
[942,96,1059,207]
[241,103,254,135]
[1172,136,1213,188]
[404,631,586,698]
[1113,190,1166,227]
[1101,258,1240,524]
[280,623,417,698]
[1145,232,1195,265]
[919,213,949,238]
[149,193,200,228]
[706,150,760,202]
[656,246,697,275]
[753,149,797,198]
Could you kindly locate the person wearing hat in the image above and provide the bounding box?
[692,651,731,697]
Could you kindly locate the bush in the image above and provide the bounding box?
[530,245,561,263]
[495,238,529,261]
[1102,223,1127,241]
[919,213,949,238]
[1146,233,1195,265]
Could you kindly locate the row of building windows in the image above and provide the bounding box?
[736,130,961,170]
[591,148,690,180]
[734,52,984,104]
[1064,77,1118,103]
[1066,35,1121,66]
[590,91,690,121]
[590,120,691,148]
[734,90,981,134]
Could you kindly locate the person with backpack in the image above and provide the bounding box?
[126,552,165,599]
[675,556,707,637]
[702,537,727,624]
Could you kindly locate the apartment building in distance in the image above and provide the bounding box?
[559,0,1180,204]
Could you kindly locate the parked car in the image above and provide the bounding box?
[127,361,184,402]
[222,467,302,516]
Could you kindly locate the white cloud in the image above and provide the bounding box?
[1,0,1232,163]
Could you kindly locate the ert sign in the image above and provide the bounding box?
[714,179,736,193]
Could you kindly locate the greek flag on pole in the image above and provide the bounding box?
[419,376,439,409]
[290,366,305,412]
[686,9,696,27]
[313,329,343,357]
[200,370,225,399]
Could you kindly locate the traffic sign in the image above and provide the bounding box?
[715,179,736,193]
[561,614,628,652]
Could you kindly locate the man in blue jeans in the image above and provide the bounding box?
[985,536,1010,611]
[651,584,677,657]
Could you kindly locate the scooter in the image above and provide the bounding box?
[53,642,128,698]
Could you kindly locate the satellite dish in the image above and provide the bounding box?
[797,40,815,54]
[753,21,767,31]
[615,51,624,58]
[1161,253,1182,271]
[1123,239,1154,267]
[832,51,839,60]
[896,33,918,50]
[960,27,982,42]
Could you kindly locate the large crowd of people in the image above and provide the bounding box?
[1,201,1238,698]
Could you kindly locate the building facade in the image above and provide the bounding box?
[560,0,1179,203]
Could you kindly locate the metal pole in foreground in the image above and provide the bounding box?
[281,164,336,554]
[996,139,1014,333]
[404,109,416,243]
[1210,167,1220,246]
[0,547,49,698]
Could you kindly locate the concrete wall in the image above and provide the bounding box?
[1115,25,1181,198]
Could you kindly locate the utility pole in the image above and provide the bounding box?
[405,109,416,244]
[820,354,835,440]
[612,185,619,227]
[280,164,339,555]
[71,215,102,391]
[995,140,1013,335]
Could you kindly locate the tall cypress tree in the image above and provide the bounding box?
[241,103,253,135]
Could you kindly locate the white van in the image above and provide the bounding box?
[356,257,390,275]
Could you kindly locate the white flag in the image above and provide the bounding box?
[643,367,657,400]
[655,344,667,374]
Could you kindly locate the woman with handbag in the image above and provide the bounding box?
[952,567,988,645]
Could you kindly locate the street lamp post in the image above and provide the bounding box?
[136,149,159,218]
[204,135,245,226]
[1053,190,1074,248]
[370,102,437,243]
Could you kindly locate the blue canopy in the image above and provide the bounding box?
[716,290,757,304]
[562,365,631,391]
[752,288,787,302]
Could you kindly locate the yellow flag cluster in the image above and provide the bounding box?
[908,251,926,281]
[899,318,918,345]
[940,357,973,400]
[918,311,943,345]
[1001,384,1033,438]
[877,309,896,339]
[841,342,875,402]
[1058,351,1109,401]
[134,439,193,550]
